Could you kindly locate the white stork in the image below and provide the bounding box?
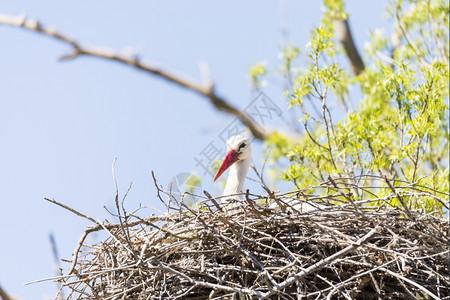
[213,135,251,208]
[213,135,323,213]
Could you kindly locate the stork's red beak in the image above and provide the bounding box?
[213,150,239,181]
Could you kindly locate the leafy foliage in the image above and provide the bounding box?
[260,0,449,213]
[248,61,268,90]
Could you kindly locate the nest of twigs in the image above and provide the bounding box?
[49,175,449,299]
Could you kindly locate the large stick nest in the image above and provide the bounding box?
[51,175,449,299]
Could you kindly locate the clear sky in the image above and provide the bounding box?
[0,1,390,298]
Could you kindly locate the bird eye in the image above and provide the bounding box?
[238,143,246,150]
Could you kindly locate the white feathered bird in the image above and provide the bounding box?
[213,135,251,207]
[214,135,322,212]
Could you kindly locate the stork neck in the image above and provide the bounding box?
[222,158,251,198]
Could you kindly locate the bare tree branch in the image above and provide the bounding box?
[333,19,365,75]
[0,13,269,140]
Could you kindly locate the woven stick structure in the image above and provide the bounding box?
[46,175,448,299]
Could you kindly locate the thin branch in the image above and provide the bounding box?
[394,11,430,68]
[44,197,97,224]
[327,175,364,216]
[250,160,269,190]
[0,13,269,140]
[112,158,139,261]
[67,228,92,275]
[383,175,416,221]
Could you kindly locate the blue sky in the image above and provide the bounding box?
[0,1,390,298]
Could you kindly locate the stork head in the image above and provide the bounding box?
[213,135,251,182]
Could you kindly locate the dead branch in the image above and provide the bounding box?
[44,197,97,224]
[0,13,269,140]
